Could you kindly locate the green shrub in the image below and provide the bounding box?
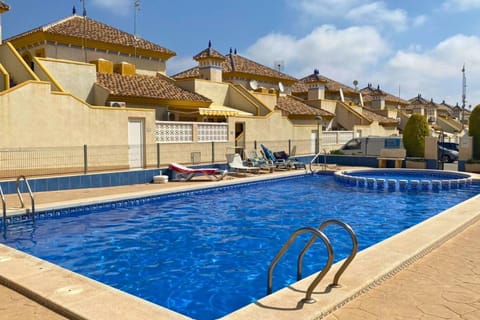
[403,114,430,157]
[469,104,480,160]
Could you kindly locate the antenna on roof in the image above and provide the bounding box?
[80,0,87,17]
[80,0,87,62]
[249,80,258,90]
[274,60,284,72]
[462,64,467,127]
[72,5,76,15]
[133,0,141,58]
[234,48,237,55]
[208,40,211,48]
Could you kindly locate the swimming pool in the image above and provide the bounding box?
[1,174,479,319]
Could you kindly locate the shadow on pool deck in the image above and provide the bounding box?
[1,166,480,320]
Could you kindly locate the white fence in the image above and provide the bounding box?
[322,131,354,146]
[156,121,228,143]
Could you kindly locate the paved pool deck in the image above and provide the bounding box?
[0,168,479,320]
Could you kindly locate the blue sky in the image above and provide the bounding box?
[3,0,480,107]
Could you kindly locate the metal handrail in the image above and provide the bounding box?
[0,185,6,234]
[16,175,35,220]
[309,149,330,173]
[297,219,358,287]
[309,152,322,173]
[267,227,334,304]
[322,149,328,171]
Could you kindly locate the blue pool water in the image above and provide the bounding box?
[1,174,479,319]
[344,169,469,181]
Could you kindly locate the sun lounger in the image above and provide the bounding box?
[169,163,227,181]
[273,150,306,169]
[227,154,260,174]
[244,149,275,172]
[260,144,292,170]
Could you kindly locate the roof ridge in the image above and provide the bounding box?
[42,15,78,32]
[225,53,297,81]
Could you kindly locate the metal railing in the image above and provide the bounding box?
[16,175,35,220]
[0,185,5,234]
[267,220,357,304]
[297,220,358,287]
[0,136,349,179]
[267,227,334,302]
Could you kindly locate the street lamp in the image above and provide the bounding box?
[315,115,323,154]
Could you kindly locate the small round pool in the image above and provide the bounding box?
[335,169,473,192]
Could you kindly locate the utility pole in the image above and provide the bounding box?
[134,0,140,58]
[462,64,466,128]
[81,0,87,62]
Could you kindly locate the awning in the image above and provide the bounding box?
[199,105,253,117]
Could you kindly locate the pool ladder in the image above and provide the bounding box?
[309,149,330,173]
[16,175,35,220]
[267,219,358,304]
[1,176,35,234]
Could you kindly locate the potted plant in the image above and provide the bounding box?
[403,114,429,169]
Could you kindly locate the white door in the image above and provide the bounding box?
[128,119,144,169]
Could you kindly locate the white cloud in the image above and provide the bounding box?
[376,34,480,105]
[412,15,428,27]
[246,25,389,82]
[345,2,408,32]
[441,0,480,11]
[291,0,414,32]
[91,0,132,16]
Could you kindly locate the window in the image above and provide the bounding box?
[343,138,361,150]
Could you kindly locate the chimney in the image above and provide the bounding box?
[308,69,326,100]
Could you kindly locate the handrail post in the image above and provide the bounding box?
[156,143,160,168]
[267,227,333,300]
[83,144,88,174]
[211,141,215,164]
[16,175,35,221]
[297,219,357,287]
[323,149,328,171]
[0,185,6,235]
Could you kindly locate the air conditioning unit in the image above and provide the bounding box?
[108,101,126,108]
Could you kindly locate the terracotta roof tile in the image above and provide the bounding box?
[276,95,333,117]
[172,53,297,82]
[193,47,226,61]
[223,54,297,82]
[362,107,399,125]
[408,94,431,105]
[292,72,356,95]
[97,73,211,103]
[360,85,410,105]
[6,15,175,58]
[172,67,200,80]
[437,101,454,114]
[0,1,10,11]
